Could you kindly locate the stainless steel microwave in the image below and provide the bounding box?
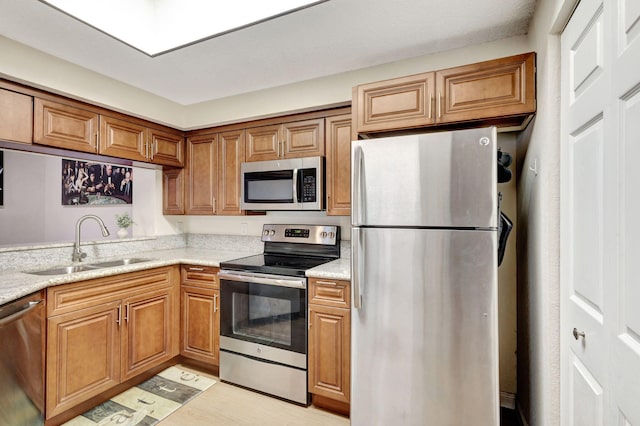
[240,156,324,211]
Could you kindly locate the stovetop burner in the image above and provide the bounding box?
[220,224,340,277]
[220,253,335,277]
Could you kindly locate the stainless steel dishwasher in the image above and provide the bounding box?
[0,292,45,425]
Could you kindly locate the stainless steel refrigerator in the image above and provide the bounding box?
[350,127,499,425]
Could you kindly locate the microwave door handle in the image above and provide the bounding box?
[293,168,299,203]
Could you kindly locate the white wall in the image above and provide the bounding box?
[517,0,573,424]
[0,34,529,130]
[0,149,155,247]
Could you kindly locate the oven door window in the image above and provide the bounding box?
[220,280,306,354]
[244,170,294,203]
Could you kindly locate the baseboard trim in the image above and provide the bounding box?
[500,392,516,409]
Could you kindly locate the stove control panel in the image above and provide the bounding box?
[261,224,339,245]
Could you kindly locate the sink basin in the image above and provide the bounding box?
[27,264,100,276]
[89,258,153,268]
[25,258,154,276]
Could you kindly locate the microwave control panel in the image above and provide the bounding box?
[300,168,317,202]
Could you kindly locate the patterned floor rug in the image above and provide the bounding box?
[63,365,216,426]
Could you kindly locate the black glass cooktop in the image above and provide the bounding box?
[220,253,334,278]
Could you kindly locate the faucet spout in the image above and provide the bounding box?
[73,214,110,262]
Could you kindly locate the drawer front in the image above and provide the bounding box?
[309,278,351,308]
[181,265,220,288]
[47,266,176,317]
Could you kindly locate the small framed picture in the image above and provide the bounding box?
[62,159,133,206]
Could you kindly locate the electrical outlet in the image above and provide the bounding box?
[241,223,248,235]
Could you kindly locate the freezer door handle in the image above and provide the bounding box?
[351,227,363,309]
[351,144,364,225]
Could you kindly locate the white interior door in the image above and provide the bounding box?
[561,0,640,424]
[608,0,640,423]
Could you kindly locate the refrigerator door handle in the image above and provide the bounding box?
[352,144,364,225]
[351,227,363,309]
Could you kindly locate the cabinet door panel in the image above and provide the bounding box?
[186,135,217,214]
[0,88,33,144]
[163,168,184,215]
[308,305,350,403]
[246,124,280,161]
[122,287,176,381]
[150,128,184,167]
[34,98,98,153]
[218,130,244,215]
[46,302,120,418]
[325,115,352,216]
[99,115,148,161]
[282,118,324,158]
[354,72,436,133]
[181,285,219,365]
[436,52,536,123]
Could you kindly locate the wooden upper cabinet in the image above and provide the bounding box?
[245,124,280,162]
[245,118,324,161]
[436,52,536,123]
[0,88,33,144]
[282,118,324,159]
[163,168,184,215]
[353,52,536,135]
[150,128,184,167]
[99,115,148,161]
[325,114,352,216]
[354,72,436,134]
[34,98,98,153]
[185,134,217,214]
[217,129,245,215]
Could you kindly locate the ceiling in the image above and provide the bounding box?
[0,0,537,106]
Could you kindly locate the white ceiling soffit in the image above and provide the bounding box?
[39,0,327,56]
[0,0,536,105]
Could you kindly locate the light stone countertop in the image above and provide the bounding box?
[0,246,351,306]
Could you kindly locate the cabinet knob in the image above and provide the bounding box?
[572,328,586,340]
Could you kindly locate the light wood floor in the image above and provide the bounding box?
[160,366,350,426]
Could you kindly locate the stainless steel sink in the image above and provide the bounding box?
[25,258,154,276]
[89,258,153,268]
[27,264,100,276]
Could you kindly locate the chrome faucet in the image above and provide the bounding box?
[72,215,110,262]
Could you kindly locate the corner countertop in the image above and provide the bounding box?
[0,247,351,305]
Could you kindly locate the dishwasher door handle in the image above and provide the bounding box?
[0,299,44,326]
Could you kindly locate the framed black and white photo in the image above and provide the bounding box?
[62,159,133,205]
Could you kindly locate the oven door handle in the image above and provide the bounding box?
[219,270,306,289]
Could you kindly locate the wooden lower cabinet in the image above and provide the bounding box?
[180,265,220,365]
[45,266,179,419]
[308,278,351,407]
[121,286,177,381]
[46,301,121,418]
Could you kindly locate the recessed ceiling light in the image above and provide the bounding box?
[40,0,327,56]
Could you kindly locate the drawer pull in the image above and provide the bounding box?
[116,304,122,325]
[187,267,205,271]
[316,280,338,286]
